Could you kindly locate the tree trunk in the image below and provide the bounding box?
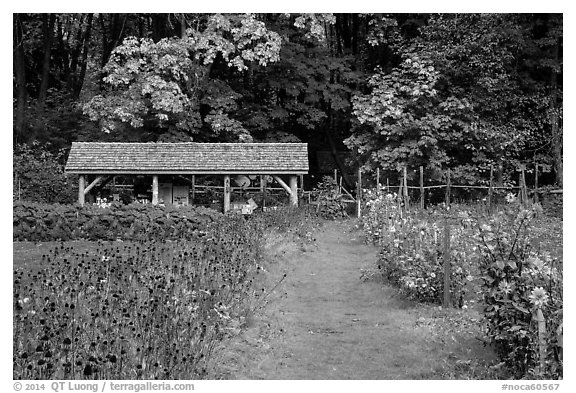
[74,13,93,99]
[550,38,562,187]
[13,14,27,143]
[38,14,56,107]
[324,113,354,192]
[67,14,85,93]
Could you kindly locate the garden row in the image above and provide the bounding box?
[360,189,563,379]
[13,201,223,242]
[13,203,320,379]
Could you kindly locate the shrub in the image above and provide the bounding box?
[13,143,77,204]
[469,203,563,379]
[13,201,222,242]
[311,176,348,220]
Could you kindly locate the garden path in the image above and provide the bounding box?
[210,220,494,379]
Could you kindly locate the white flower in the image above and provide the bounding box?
[527,256,545,271]
[498,280,513,295]
[528,287,549,308]
[466,275,474,282]
[430,272,436,278]
[505,193,517,203]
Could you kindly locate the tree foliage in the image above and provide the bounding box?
[13,13,563,194]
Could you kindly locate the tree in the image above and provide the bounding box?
[347,14,563,185]
[82,14,282,142]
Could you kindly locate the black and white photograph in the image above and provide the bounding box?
[9,5,566,390]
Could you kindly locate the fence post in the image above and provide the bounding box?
[445,169,451,208]
[488,164,494,214]
[522,167,529,205]
[403,166,409,211]
[534,162,539,203]
[443,214,451,308]
[419,166,424,210]
[376,167,380,190]
[357,167,362,219]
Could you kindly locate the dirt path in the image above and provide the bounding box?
[210,220,495,379]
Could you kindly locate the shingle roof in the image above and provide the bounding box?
[65,142,309,175]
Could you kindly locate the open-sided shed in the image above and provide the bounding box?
[65,142,309,211]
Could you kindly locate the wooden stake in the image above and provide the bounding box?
[376,167,380,190]
[223,175,231,213]
[419,166,424,210]
[403,166,409,210]
[152,175,159,205]
[534,162,539,203]
[334,169,338,182]
[78,175,85,206]
[488,164,494,214]
[443,215,451,308]
[522,167,528,205]
[386,178,389,193]
[445,169,451,207]
[357,167,362,219]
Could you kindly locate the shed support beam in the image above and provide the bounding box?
[152,175,159,205]
[84,176,105,195]
[78,175,85,206]
[272,175,292,195]
[191,175,195,205]
[223,175,231,213]
[289,175,298,206]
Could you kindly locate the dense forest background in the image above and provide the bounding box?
[13,13,562,202]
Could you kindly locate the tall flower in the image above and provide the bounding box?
[528,287,549,308]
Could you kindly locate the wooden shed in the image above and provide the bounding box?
[64,142,309,211]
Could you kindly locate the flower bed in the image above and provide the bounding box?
[13,213,264,379]
[360,188,563,379]
[362,190,474,306]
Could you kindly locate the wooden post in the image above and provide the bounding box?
[386,178,389,193]
[299,174,304,198]
[334,169,338,182]
[376,167,380,190]
[403,166,409,210]
[488,164,494,214]
[536,307,547,374]
[443,215,451,308]
[419,166,424,210]
[78,175,85,206]
[152,175,159,205]
[191,175,195,205]
[521,167,528,205]
[445,169,451,207]
[223,175,231,213]
[289,175,298,206]
[357,167,362,219]
[262,175,267,210]
[534,162,539,203]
